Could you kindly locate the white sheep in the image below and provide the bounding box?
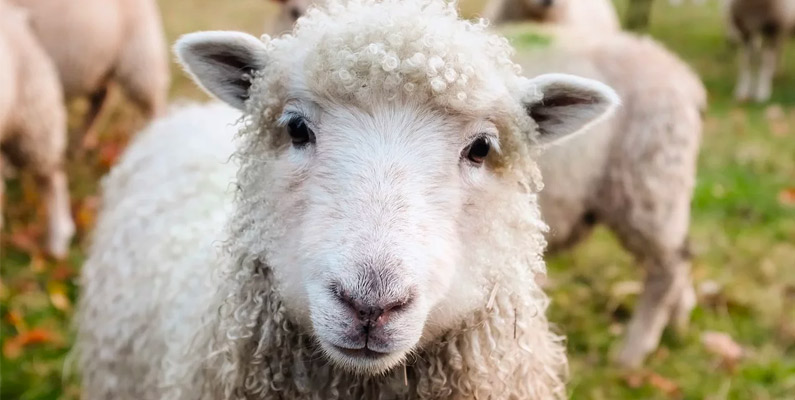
[725,0,795,102]
[0,1,74,258]
[483,0,620,32]
[508,24,706,367]
[8,0,170,147]
[76,0,621,398]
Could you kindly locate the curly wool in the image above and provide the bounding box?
[180,175,566,399]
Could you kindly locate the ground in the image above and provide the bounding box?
[1,0,794,399]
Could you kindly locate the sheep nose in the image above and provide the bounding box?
[334,287,412,327]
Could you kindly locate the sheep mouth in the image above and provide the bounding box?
[331,345,391,360]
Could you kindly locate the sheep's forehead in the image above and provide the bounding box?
[268,0,522,114]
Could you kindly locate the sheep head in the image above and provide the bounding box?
[522,0,568,21]
[176,0,617,375]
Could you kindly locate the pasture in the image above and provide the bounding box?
[1,0,793,398]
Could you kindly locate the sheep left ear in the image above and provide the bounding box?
[175,31,270,110]
[520,73,620,145]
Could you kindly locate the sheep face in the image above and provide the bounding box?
[176,0,618,376]
[274,97,499,373]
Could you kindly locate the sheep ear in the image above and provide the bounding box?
[521,73,620,145]
[175,31,269,110]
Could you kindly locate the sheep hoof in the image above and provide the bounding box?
[46,219,75,260]
[670,284,696,335]
[613,347,647,370]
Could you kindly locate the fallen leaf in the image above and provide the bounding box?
[2,338,23,360]
[701,331,744,366]
[48,282,72,312]
[647,372,681,396]
[5,310,26,331]
[2,328,57,360]
[98,140,124,169]
[29,254,47,274]
[51,263,77,281]
[624,371,645,388]
[74,195,100,233]
[5,226,40,254]
[779,188,795,207]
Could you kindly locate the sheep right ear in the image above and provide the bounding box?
[520,73,620,145]
[175,31,269,110]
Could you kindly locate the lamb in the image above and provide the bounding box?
[9,0,170,147]
[509,25,706,367]
[724,0,795,102]
[483,0,620,32]
[0,1,74,258]
[76,0,622,398]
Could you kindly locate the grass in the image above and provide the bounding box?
[2,1,794,399]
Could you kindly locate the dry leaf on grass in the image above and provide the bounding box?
[98,140,124,169]
[74,195,100,233]
[623,370,681,397]
[779,188,795,207]
[4,227,41,254]
[47,282,72,312]
[701,331,744,366]
[647,372,681,397]
[2,328,59,360]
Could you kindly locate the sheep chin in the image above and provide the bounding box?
[317,340,411,375]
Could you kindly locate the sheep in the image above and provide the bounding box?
[483,0,620,32]
[725,0,795,102]
[8,0,170,147]
[268,0,318,34]
[76,0,623,398]
[0,1,74,258]
[505,24,706,367]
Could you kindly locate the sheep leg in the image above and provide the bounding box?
[616,253,692,368]
[80,85,111,151]
[669,276,696,333]
[38,170,75,259]
[753,36,783,103]
[734,40,756,102]
[0,158,5,231]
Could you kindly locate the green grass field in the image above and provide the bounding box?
[2,1,794,398]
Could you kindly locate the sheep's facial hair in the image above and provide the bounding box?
[199,151,567,398]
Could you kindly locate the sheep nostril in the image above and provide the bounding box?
[331,283,414,325]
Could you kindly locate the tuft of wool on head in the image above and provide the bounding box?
[241,0,547,191]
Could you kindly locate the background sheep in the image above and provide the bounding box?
[9,0,170,148]
[482,0,620,32]
[725,0,795,102]
[0,1,74,258]
[77,0,621,398]
[509,25,706,367]
[267,0,317,34]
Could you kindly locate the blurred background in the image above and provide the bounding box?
[1,0,793,398]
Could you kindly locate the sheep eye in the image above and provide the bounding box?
[287,117,315,147]
[464,137,491,164]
